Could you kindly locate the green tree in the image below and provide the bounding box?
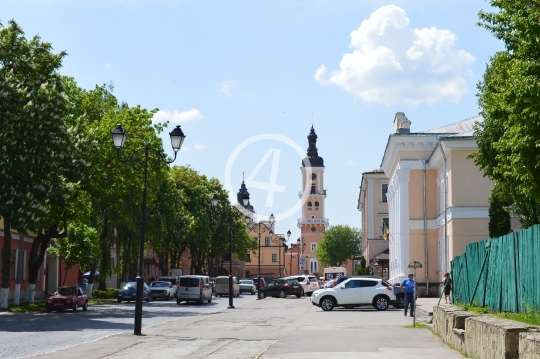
[0,20,78,307]
[471,1,540,227]
[488,182,512,238]
[315,225,361,267]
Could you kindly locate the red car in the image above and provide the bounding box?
[46,286,88,312]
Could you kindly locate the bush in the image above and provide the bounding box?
[93,288,119,299]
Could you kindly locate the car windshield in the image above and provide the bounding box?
[151,281,168,287]
[239,280,253,284]
[56,287,76,296]
[123,282,137,290]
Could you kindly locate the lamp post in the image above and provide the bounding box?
[110,123,185,335]
[284,230,291,277]
[210,193,249,309]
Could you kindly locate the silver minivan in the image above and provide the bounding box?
[214,276,240,297]
[176,275,212,305]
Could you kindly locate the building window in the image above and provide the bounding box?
[307,201,312,210]
[272,254,277,262]
[315,201,319,210]
[246,253,251,262]
[265,237,270,246]
[311,243,317,252]
[382,184,388,203]
[310,259,318,273]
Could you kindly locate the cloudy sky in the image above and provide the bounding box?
[1,0,502,244]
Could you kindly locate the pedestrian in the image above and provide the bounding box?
[443,273,452,304]
[400,273,415,317]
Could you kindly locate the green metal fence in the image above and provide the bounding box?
[451,224,540,313]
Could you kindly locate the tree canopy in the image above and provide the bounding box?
[471,0,540,227]
[315,225,361,267]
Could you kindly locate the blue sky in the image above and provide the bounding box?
[1,0,502,245]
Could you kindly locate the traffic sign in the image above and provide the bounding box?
[299,258,306,264]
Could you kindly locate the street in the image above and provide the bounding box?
[1,294,463,359]
[0,294,258,359]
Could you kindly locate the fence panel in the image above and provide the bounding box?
[452,224,540,313]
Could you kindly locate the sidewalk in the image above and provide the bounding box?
[415,296,443,316]
[32,296,463,359]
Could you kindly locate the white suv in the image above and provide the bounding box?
[310,277,395,311]
[289,275,320,296]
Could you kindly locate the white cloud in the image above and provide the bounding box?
[104,63,111,70]
[345,159,356,167]
[180,143,207,152]
[220,80,237,97]
[314,5,475,107]
[152,109,203,124]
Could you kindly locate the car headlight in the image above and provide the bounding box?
[47,300,52,304]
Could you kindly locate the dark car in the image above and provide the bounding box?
[258,278,303,299]
[393,284,406,308]
[46,286,88,312]
[117,281,151,303]
[252,277,267,289]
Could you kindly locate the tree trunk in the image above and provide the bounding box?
[0,214,12,308]
[98,213,110,290]
[27,228,54,302]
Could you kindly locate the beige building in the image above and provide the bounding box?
[357,169,389,278]
[365,112,500,295]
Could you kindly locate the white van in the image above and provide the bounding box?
[214,276,240,297]
[176,275,212,305]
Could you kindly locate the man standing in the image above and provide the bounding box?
[400,273,415,317]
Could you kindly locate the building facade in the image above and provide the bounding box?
[378,112,502,295]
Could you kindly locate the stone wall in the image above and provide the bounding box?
[432,305,539,359]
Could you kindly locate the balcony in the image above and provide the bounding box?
[298,190,327,198]
[297,218,329,227]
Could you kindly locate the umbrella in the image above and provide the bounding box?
[82,270,99,277]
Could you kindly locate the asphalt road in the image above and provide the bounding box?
[0,293,258,359]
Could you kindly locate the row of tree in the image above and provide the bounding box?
[0,20,255,307]
[472,1,540,235]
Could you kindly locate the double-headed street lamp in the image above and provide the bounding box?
[111,123,185,335]
[210,193,249,309]
[297,237,306,274]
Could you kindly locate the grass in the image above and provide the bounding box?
[8,302,45,313]
[403,322,429,329]
[454,301,540,326]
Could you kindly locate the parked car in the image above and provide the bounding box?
[288,275,320,296]
[239,279,256,295]
[118,281,151,303]
[311,277,395,311]
[252,277,267,289]
[214,276,240,297]
[149,280,175,300]
[258,278,303,299]
[46,286,88,312]
[324,279,336,288]
[176,275,212,304]
[331,275,381,288]
[393,284,405,308]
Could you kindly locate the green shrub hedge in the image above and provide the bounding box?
[93,288,119,299]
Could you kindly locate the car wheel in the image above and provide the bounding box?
[127,300,130,303]
[208,296,212,304]
[395,294,405,308]
[320,297,335,311]
[83,301,88,311]
[177,299,181,305]
[73,303,78,312]
[251,290,255,295]
[279,290,286,298]
[258,291,266,299]
[374,296,389,311]
[146,296,151,303]
[296,293,302,298]
[46,309,52,313]
[117,299,122,304]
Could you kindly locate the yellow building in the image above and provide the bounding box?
[244,222,286,279]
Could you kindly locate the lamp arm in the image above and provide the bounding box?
[114,144,178,165]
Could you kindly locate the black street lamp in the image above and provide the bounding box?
[285,230,291,277]
[210,193,249,309]
[111,123,185,335]
[296,237,305,275]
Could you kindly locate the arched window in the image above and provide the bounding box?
[307,201,312,210]
[314,201,319,210]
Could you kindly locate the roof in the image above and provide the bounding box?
[420,115,482,135]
